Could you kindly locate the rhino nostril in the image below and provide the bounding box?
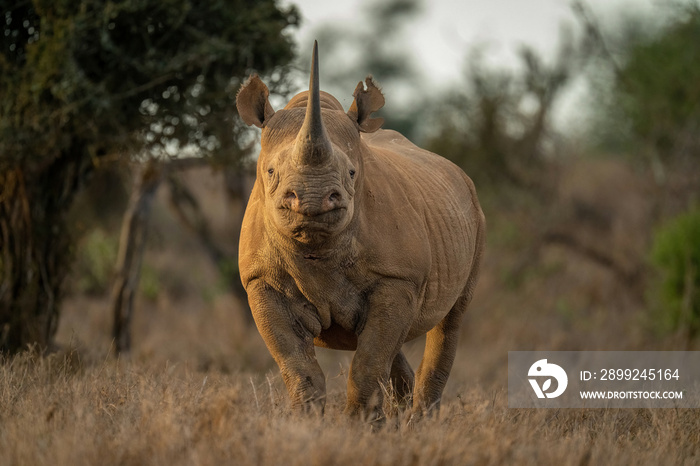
[328,192,341,203]
[283,191,299,211]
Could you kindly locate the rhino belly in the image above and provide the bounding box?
[313,322,358,350]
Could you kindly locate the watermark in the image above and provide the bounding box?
[528,359,568,398]
[508,352,700,408]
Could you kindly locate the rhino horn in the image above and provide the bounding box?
[293,41,332,167]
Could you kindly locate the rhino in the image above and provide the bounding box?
[236,42,485,421]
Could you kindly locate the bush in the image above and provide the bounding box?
[139,264,161,301]
[650,208,700,336]
[72,229,119,295]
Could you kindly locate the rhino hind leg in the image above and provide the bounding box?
[412,294,471,416]
[390,350,414,405]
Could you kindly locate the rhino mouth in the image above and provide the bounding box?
[281,206,347,238]
[290,206,346,224]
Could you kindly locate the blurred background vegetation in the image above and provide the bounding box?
[1,0,699,362]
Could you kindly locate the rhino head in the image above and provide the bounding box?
[236,41,384,244]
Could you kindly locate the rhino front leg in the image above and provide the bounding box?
[345,279,416,421]
[247,280,326,412]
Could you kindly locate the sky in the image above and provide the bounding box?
[281,0,662,129]
[286,0,658,86]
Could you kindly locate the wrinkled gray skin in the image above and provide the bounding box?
[236,43,485,421]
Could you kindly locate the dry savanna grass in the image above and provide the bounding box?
[3,160,699,465]
[1,349,699,466]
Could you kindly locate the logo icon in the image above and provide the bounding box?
[528,359,568,398]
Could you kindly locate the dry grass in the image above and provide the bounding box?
[3,159,700,465]
[2,348,699,466]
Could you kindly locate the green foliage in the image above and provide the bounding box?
[584,3,700,161]
[617,6,700,156]
[139,264,160,301]
[0,0,299,352]
[73,229,119,295]
[650,208,700,335]
[199,258,240,304]
[0,0,299,167]
[217,257,240,288]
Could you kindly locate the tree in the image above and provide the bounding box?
[575,1,700,222]
[0,0,299,353]
[578,2,700,171]
[304,0,423,139]
[423,33,579,190]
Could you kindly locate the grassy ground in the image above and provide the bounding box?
[2,349,699,465]
[2,161,699,465]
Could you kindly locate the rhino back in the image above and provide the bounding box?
[359,129,483,338]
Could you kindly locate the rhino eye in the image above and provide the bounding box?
[267,168,274,176]
[349,169,356,179]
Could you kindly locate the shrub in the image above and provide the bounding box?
[73,229,119,295]
[650,208,700,336]
[139,264,161,302]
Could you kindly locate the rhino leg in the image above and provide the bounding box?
[246,281,326,413]
[345,279,416,422]
[390,350,414,405]
[412,294,470,416]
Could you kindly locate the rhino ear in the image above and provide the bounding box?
[236,75,275,128]
[347,76,385,133]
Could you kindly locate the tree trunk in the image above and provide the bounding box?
[110,159,254,355]
[110,161,163,354]
[0,155,89,354]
